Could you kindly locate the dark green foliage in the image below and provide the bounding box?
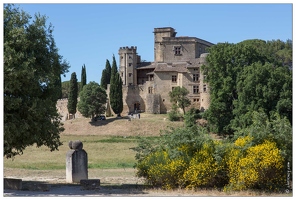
[67,72,78,115]
[168,104,180,121]
[110,73,123,117]
[100,59,112,90]
[4,4,70,158]
[100,69,107,89]
[80,64,87,91]
[109,55,123,117]
[77,81,107,119]
[62,80,81,98]
[202,39,292,135]
[169,86,191,114]
[184,108,201,128]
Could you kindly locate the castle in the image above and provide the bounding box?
[114,27,214,114]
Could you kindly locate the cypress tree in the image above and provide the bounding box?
[81,64,87,89]
[100,69,107,89]
[105,59,112,85]
[110,55,122,117]
[67,72,78,116]
[110,72,123,117]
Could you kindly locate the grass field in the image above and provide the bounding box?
[4,113,181,170]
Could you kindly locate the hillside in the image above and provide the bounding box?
[61,113,183,137]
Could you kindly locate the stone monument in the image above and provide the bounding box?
[66,140,88,183]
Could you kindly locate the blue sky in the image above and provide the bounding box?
[15,3,293,84]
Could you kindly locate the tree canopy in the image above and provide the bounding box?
[169,86,191,114]
[77,81,107,119]
[202,39,292,135]
[4,4,70,158]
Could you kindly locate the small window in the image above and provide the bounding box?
[129,73,132,77]
[129,56,132,59]
[128,63,132,67]
[148,87,153,94]
[203,84,207,92]
[174,46,181,55]
[172,75,177,82]
[193,85,199,94]
[193,74,199,82]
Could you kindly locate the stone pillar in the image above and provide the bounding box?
[66,140,88,183]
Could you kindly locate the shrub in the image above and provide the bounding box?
[225,137,285,191]
[168,104,181,121]
[183,141,221,188]
[136,150,187,189]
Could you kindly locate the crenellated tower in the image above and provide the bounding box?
[118,46,139,85]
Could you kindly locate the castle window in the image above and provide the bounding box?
[193,98,199,102]
[174,46,182,55]
[203,84,207,92]
[129,63,132,67]
[172,75,177,82]
[129,56,132,59]
[193,85,199,94]
[148,87,153,94]
[193,74,199,82]
[129,73,132,77]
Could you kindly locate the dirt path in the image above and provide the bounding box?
[3,168,290,197]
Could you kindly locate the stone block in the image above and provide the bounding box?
[80,179,100,190]
[4,178,22,190]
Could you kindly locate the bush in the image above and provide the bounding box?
[225,137,285,191]
[136,150,187,189]
[183,141,222,188]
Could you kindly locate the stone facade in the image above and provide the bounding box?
[115,27,213,114]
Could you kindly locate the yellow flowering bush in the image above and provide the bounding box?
[137,150,188,189]
[183,142,223,188]
[225,137,285,191]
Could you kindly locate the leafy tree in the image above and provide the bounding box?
[202,39,292,135]
[77,81,107,120]
[80,64,87,91]
[169,86,191,114]
[4,4,70,158]
[67,72,78,116]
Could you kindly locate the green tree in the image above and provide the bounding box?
[77,81,107,120]
[100,69,107,89]
[80,64,87,91]
[232,62,292,129]
[4,4,70,158]
[110,73,123,117]
[169,86,191,114]
[202,39,292,135]
[105,59,112,85]
[109,55,123,117]
[67,72,78,116]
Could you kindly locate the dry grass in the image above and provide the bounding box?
[61,113,183,136]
